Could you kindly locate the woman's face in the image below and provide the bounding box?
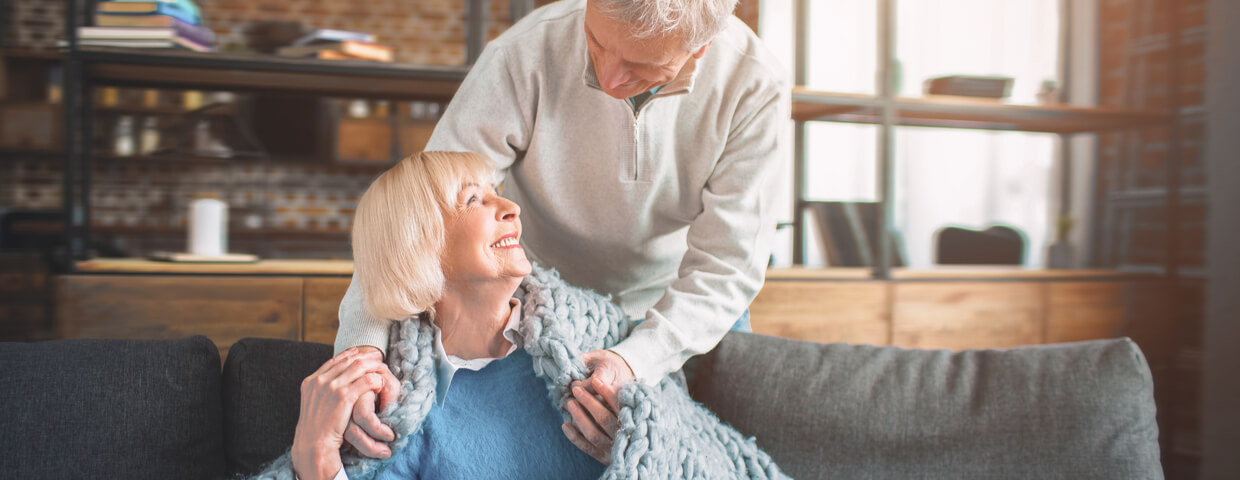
[440,180,532,283]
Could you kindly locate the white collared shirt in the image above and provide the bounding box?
[431,298,523,405]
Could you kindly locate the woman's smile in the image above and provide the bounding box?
[491,234,521,249]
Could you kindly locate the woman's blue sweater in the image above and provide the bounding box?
[375,350,604,479]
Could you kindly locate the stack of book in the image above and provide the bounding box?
[75,0,215,52]
[276,29,393,62]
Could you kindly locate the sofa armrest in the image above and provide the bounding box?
[689,332,1163,479]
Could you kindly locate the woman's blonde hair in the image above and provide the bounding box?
[351,151,497,321]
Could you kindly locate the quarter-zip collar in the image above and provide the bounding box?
[581,47,701,101]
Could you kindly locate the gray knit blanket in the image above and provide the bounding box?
[251,265,787,480]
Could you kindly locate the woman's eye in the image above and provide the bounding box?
[466,195,479,205]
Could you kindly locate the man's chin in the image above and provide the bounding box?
[600,89,629,100]
[601,86,644,100]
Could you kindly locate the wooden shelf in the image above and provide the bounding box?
[75,258,354,275]
[73,261,1155,281]
[94,103,240,116]
[789,90,878,120]
[7,223,353,238]
[0,48,62,61]
[89,225,351,236]
[766,266,1161,282]
[792,87,1169,134]
[0,148,255,163]
[73,47,468,101]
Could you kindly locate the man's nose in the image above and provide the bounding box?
[600,61,630,90]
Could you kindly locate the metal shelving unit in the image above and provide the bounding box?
[57,0,497,271]
[788,0,1169,278]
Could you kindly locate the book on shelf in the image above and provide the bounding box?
[291,28,377,46]
[105,0,202,18]
[76,25,213,51]
[806,201,905,267]
[277,41,393,62]
[924,75,1013,99]
[97,0,201,26]
[67,37,212,52]
[83,20,215,47]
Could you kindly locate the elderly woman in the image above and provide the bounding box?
[254,151,785,480]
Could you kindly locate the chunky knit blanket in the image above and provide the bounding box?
[251,266,787,480]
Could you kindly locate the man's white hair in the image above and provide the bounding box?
[593,0,738,51]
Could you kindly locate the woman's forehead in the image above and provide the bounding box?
[456,178,494,192]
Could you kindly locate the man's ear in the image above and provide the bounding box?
[692,41,713,59]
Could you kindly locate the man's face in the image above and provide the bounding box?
[583,3,707,100]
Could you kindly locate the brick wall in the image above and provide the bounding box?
[6,0,760,64]
[2,0,763,261]
[204,0,517,66]
[1096,0,1207,268]
[1095,1,1208,478]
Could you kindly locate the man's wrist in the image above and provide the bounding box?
[356,345,384,359]
[603,348,636,379]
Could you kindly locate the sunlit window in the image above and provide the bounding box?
[762,0,1063,268]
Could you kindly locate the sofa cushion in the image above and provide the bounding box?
[222,337,333,477]
[688,332,1163,480]
[0,335,226,480]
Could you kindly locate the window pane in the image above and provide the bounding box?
[894,127,1056,267]
[804,122,878,201]
[806,0,879,94]
[897,0,1060,102]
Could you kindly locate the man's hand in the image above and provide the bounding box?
[561,349,634,464]
[291,347,391,480]
[579,349,635,401]
[343,346,399,459]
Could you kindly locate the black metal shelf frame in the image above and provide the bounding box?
[58,0,518,271]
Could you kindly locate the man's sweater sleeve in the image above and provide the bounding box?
[608,80,790,384]
[335,41,528,356]
[334,271,392,356]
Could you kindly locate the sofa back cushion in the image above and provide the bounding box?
[688,332,1163,480]
[0,336,226,480]
[222,337,333,477]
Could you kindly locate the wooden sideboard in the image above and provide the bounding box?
[749,267,1172,360]
[56,260,1171,362]
[56,274,350,360]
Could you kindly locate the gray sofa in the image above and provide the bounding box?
[0,332,1163,479]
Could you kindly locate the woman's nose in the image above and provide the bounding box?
[496,196,520,221]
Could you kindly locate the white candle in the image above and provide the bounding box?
[188,198,228,256]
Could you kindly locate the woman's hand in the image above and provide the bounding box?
[291,347,395,480]
[562,349,632,465]
[344,346,400,459]
[563,376,622,465]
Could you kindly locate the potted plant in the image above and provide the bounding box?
[1047,216,1075,269]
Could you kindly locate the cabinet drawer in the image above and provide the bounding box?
[56,275,302,359]
[304,277,350,346]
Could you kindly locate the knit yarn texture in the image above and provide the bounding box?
[249,265,787,480]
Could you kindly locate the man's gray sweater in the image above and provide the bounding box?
[336,0,789,383]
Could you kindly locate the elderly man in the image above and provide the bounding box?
[335,0,788,463]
